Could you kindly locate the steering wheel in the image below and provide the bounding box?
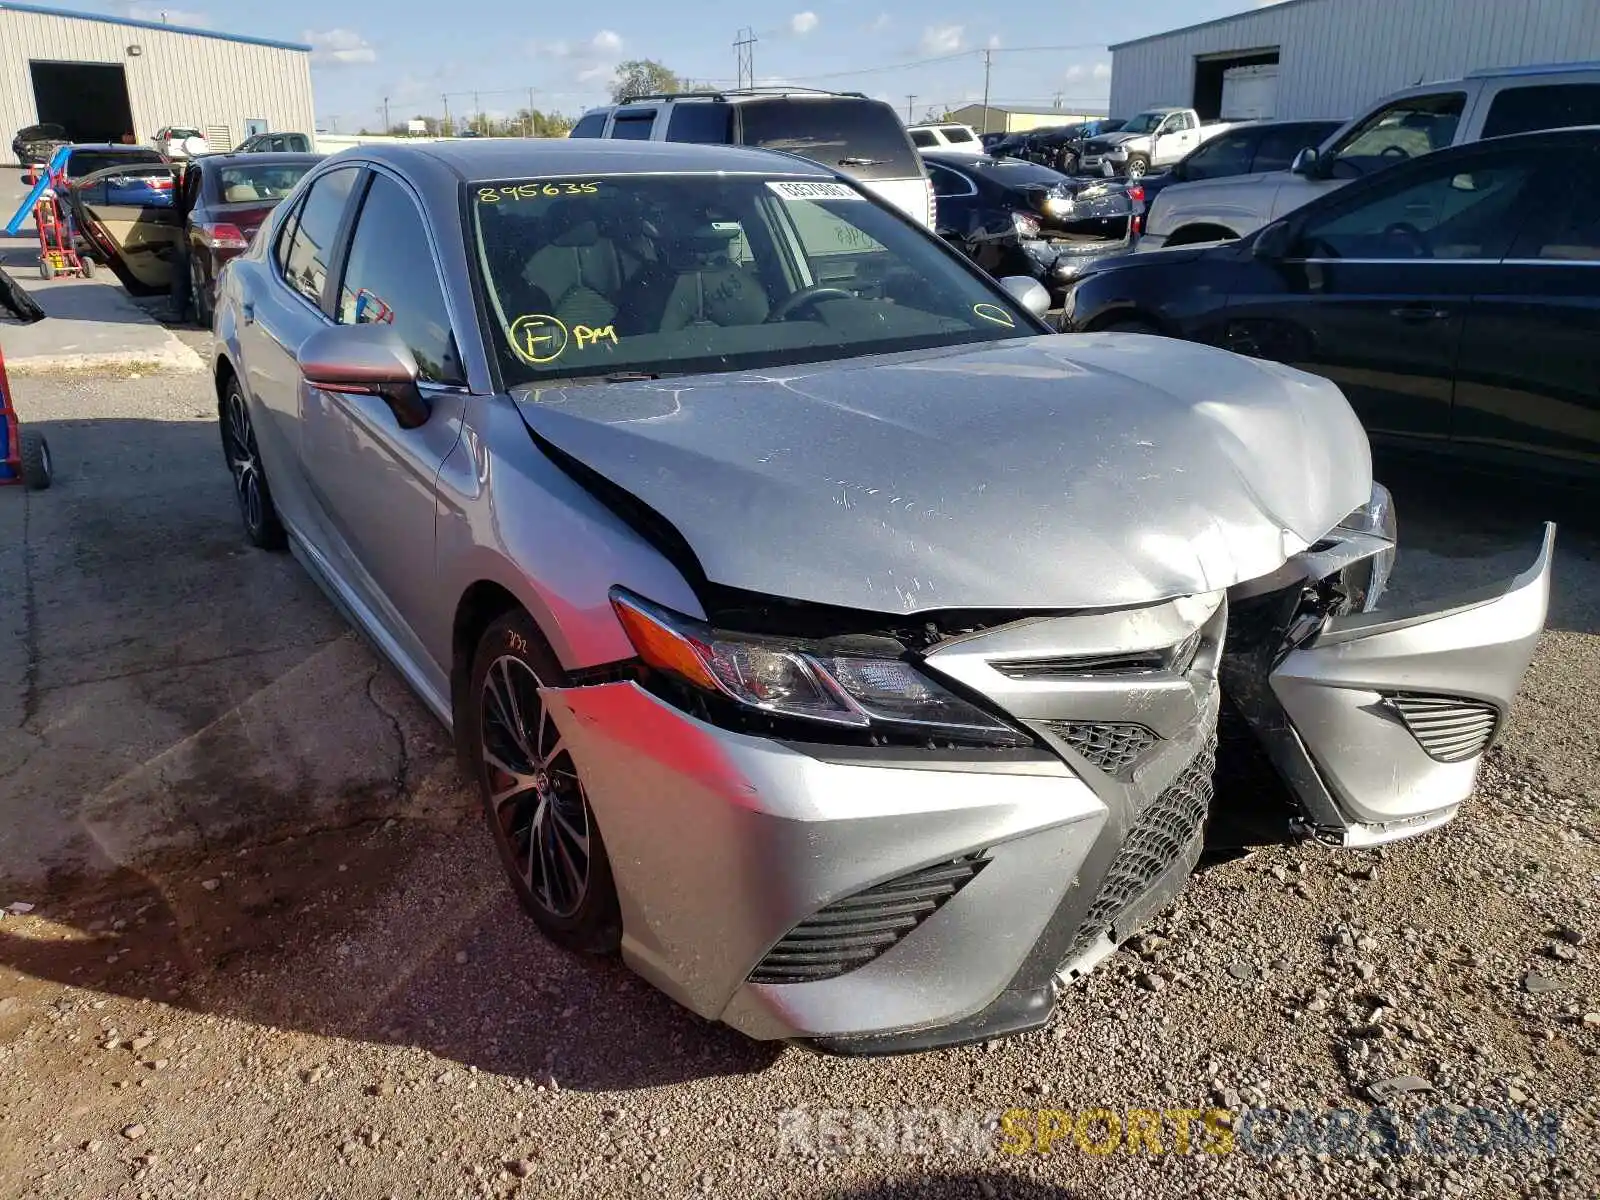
[1381,221,1431,258]
[766,285,853,323]
[1379,144,1410,159]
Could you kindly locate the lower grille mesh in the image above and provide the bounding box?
[748,856,987,985]
[1044,721,1159,775]
[1389,694,1499,763]
[1061,735,1216,966]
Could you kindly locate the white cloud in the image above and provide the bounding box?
[591,29,623,53]
[868,12,891,32]
[304,28,376,66]
[530,38,573,57]
[577,63,617,85]
[1092,62,1112,79]
[126,5,210,26]
[920,24,964,54]
[790,11,818,34]
[1064,64,1086,81]
[986,33,1001,50]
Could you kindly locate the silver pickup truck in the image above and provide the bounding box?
[1140,61,1600,250]
[1078,107,1243,180]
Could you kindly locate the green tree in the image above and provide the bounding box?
[610,59,683,103]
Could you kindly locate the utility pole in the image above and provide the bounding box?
[528,87,536,137]
[906,94,917,122]
[473,91,481,135]
[442,94,451,136]
[734,27,757,89]
[382,96,390,134]
[980,49,992,134]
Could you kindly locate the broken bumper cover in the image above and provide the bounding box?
[1229,523,1555,846]
[540,680,1114,1049]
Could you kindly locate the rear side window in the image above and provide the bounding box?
[1508,157,1600,261]
[1482,84,1600,139]
[336,174,464,384]
[910,129,937,148]
[280,165,359,308]
[610,110,656,140]
[737,98,919,181]
[569,112,607,138]
[941,127,976,144]
[666,103,732,143]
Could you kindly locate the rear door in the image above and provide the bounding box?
[1221,146,1540,448]
[1452,146,1600,475]
[736,98,933,227]
[70,163,180,293]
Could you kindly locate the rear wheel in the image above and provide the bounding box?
[218,374,286,550]
[465,609,622,955]
[191,259,213,328]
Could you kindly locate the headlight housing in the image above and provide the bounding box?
[1334,481,1397,612]
[610,589,1032,748]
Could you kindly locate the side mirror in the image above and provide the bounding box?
[1252,220,1294,260]
[998,276,1051,319]
[297,324,430,430]
[1290,146,1319,177]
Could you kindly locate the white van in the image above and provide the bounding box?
[907,123,984,156]
[570,89,936,228]
[1141,60,1600,250]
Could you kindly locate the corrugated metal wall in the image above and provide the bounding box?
[1109,0,1600,121]
[0,9,313,147]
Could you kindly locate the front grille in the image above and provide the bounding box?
[748,855,988,985]
[1043,720,1159,775]
[994,651,1167,678]
[1388,694,1499,763]
[1060,735,1216,965]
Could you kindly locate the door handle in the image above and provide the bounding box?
[1389,305,1449,322]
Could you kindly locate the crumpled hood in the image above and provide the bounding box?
[513,335,1371,615]
[1091,131,1143,147]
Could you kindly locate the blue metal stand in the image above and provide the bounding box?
[4,145,71,237]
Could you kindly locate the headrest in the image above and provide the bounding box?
[224,184,260,202]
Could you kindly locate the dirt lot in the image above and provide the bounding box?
[1,339,1598,1200]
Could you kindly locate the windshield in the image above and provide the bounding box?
[214,162,314,201]
[1119,112,1168,135]
[66,148,164,177]
[167,128,204,139]
[471,174,1031,387]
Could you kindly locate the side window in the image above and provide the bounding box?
[281,165,359,308]
[1253,124,1337,173]
[665,103,731,143]
[1507,159,1600,262]
[610,110,656,140]
[942,127,976,145]
[1482,84,1600,140]
[1325,92,1465,177]
[568,111,607,139]
[273,196,302,274]
[1181,130,1256,180]
[1295,155,1536,261]
[1176,112,1197,131]
[927,163,972,197]
[336,174,464,385]
[781,196,890,289]
[910,129,937,148]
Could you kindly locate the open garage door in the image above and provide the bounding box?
[1192,49,1279,122]
[30,61,135,144]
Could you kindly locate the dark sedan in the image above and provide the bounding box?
[1061,126,1600,480]
[1134,119,1344,221]
[13,122,69,167]
[923,151,1143,300]
[175,152,321,322]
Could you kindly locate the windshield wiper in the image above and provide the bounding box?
[838,156,886,167]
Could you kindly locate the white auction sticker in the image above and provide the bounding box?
[767,180,862,201]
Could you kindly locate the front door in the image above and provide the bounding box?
[1220,148,1542,449]
[1452,149,1600,475]
[297,169,468,690]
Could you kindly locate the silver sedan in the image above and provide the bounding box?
[211,138,1552,1054]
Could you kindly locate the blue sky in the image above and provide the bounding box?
[85,0,1284,130]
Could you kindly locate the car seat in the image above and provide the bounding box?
[521,199,625,330]
[623,221,770,333]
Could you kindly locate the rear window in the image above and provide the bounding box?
[214,162,315,202]
[66,148,164,177]
[569,111,607,138]
[1482,83,1600,140]
[736,98,919,181]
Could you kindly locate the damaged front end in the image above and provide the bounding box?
[1221,487,1554,847]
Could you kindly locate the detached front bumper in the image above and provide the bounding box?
[1224,523,1555,846]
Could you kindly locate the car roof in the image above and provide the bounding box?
[68,143,163,153]
[193,151,322,166]
[346,137,841,183]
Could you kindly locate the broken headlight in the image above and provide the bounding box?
[610,588,1032,747]
[1334,481,1397,613]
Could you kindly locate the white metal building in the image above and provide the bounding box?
[0,2,313,151]
[947,103,1109,135]
[1109,0,1600,122]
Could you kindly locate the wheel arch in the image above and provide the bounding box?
[1081,305,1170,336]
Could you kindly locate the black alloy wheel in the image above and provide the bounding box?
[468,610,622,954]
[219,377,286,549]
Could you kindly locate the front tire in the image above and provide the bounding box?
[466,610,623,955]
[218,374,286,550]
[1123,155,1150,180]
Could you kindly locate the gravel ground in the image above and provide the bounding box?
[1,345,1598,1199]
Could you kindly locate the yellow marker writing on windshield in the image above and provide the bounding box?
[573,324,619,350]
[972,303,1016,328]
[508,313,569,364]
